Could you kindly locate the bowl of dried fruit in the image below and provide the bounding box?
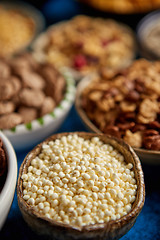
[32,15,136,81]
[0,53,76,151]
[17,132,145,240]
[0,131,17,230]
[75,59,160,164]
[0,1,45,57]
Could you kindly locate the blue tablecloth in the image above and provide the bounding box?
[0,0,160,239]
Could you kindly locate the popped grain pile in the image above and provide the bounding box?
[38,15,135,73]
[0,53,66,129]
[0,6,35,56]
[0,137,7,192]
[81,59,160,150]
[22,134,137,227]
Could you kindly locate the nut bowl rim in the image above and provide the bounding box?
[75,74,160,165]
[17,131,145,239]
[1,70,76,151]
[31,17,137,81]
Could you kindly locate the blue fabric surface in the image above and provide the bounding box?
[0,0,160,239]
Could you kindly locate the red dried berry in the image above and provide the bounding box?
[73,55,87,69]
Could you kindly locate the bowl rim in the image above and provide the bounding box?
[136,9,160,60]
[17,131,145,233]
[75,74,160,163]
[0,131,17,204]
[136,9,160,38]
[1,70,75,136]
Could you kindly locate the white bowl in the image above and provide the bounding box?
[0,131,17,230]
[1,71,76,151]
[137,10,160,60]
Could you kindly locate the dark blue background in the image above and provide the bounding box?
[0,0,160,239]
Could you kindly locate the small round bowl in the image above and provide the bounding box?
[17,132,145,240]
[2,71,76,151]
[137,10,160,60]
[0,0,45,56]
[0,131,17,230]
[75,75,160,165]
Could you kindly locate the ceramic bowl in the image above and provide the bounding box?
[75,75,160,164]
[0,131,17,230]
[0,0,45,56]
[17,132,145,240]
[137,10,160,60]
[1,71,76,151]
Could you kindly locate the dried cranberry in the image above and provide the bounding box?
[73,55,87,69]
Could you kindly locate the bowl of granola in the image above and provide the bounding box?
[0,131,17,230]
[0,1,45,57]
[17,132,145,240]
[75,59,160,164]
[32,15,136,81]
[0,53,75,151]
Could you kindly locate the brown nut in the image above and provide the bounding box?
[117,122,135,131]
[143,129,159,137]
[0,113,23,129]
[103,125,121,138]
[18,107,38,124]
[0,60,10,78]
[120,101,136,112]
[149,121,160,129]
[19,69,46,90]
[0,79,14,101]
[19,89,45,108]
[143,135,160,150]
[0,101,15,115]
[54,76,66,104]
[40,97,56,116]
[11,76,22,95]
[123,130,142,148]
[125,90,140,102]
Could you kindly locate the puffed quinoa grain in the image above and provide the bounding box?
[22,134,137,227]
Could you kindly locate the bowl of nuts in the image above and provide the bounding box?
[0,53,75,151]
[32,15,136,81]
[0,131,17,230]
[17,132,145,240]
[75,59,160,164]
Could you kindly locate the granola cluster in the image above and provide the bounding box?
[0,6,35,56]
[42,15,135,74]
[81,59,160,151]
[0,53,66,130]
[0,138,7,192]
